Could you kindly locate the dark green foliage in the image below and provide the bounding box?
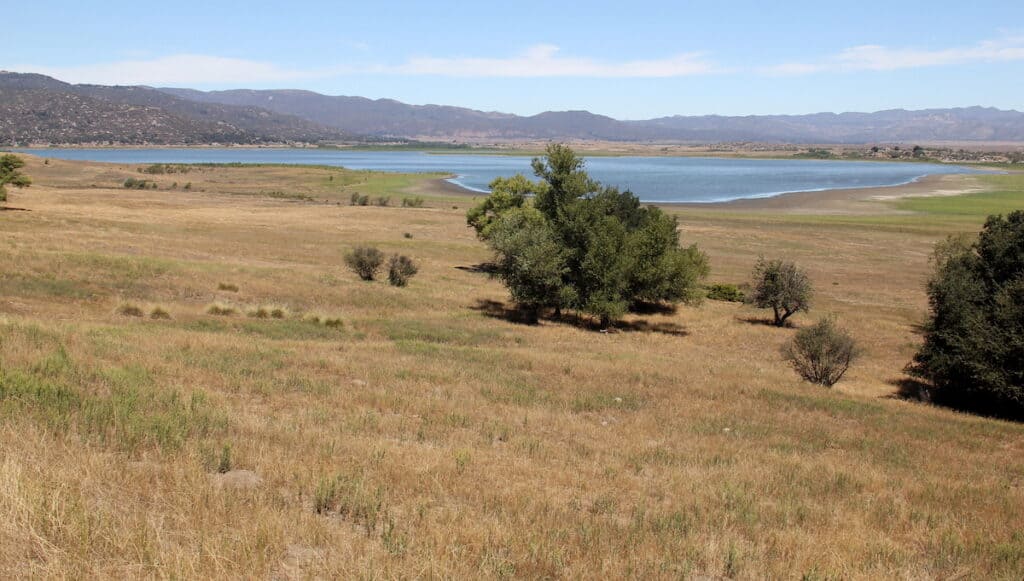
[375,196,391,207]
[466,174,538,239]
[706,283,745,302]
[749,257,813,326]
[387,254,419,287]
[783,318,859,387]
[345,246,385,281]
[487,208,573,324]
[0,154,31,203]
[471,145,708,328]
[910,212,1024,418]
[350,193,370,206]
[402,196,425,208]
[123,177,155,190]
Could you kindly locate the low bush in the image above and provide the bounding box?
[783,317,859,387]
[706,283,745,302]
[149,306,172,320]
[387,254,419,287]
[123,177,155,190]
[206,303,237,316]
[350,193,370,206]
[345,246,385,281]
[217,282,239,292]
[375,196,391,207]
[402,197,425,208]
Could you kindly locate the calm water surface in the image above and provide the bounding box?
[19,148,980,203]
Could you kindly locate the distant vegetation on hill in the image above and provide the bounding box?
[2,72,1024,145]
[0,72,350,145]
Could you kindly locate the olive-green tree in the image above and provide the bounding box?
[748,257,813,326]
[0,154,31,204]
[910,211,1024,418]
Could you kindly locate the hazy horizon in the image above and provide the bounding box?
[3,1,1022,119]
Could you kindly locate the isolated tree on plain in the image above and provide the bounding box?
[783,317,859,387]
[0,154,31,204]
[909,211,1024,418]
[344,246,385,281]
[749,257,813,326]
[469,144,708,329]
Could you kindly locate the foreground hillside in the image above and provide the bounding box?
[1,156,1023,578]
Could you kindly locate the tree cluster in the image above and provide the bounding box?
[468,145,708,327]
[910,211,1024,418]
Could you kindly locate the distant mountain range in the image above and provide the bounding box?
[2,71,1024,145]
[0,72,348,145]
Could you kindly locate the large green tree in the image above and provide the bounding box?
[0,154,31,204]
[468,145,708,328]
[910,211,1024,418]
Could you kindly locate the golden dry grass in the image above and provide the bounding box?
[1,155,1023,578]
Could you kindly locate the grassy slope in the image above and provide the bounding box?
[1,157,1023,578]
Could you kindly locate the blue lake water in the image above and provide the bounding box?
[18,148,980,203]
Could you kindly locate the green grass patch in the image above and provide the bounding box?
[0,348,226,454]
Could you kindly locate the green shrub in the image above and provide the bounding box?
[706,283,745,302]
[116,303,144,317]
[783,318,859,387]
[387,254,419,287]
[402,197,425,208]
[345,246,385,281]
[247,306,271,319]
[217,282,239,292]
[123,177,154,190]
[206,303,237,316]
[350,193,370,206]
[149,306,172,320]
[403,232,413,239]
[910,212,1024,418]
[375,196,391,207]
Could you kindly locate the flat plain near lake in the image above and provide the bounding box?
[1,155,1023,578]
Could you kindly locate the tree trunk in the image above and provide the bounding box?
[600,314,611,329]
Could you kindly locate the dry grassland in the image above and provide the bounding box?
[1,155,1023,578]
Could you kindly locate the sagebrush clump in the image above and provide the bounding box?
[345,246,385,281]
[783,317,859,387]
[387,254,419,287]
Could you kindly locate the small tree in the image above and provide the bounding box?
[0,154,32,204]
[345,246,385,281]
[749,257,812,326]
[387,254,418,287]
[783,317,859,386]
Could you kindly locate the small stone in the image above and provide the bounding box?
[210,469,262,490]
[351,379,368,387]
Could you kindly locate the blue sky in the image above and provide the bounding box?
[5,1,1023,119]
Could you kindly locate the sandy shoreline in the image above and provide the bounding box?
[427,172,993,213]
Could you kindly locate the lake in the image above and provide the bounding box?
[18,148,980,203]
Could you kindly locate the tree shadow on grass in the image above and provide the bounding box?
[735,315,795,328]
[885,376,933,403]
[470,298,688,336]
[455,263,497,275]
[0,206,31,212]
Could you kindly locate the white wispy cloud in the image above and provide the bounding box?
[763,36,1024,75]
[390,44,719,77]
[9,54,332,86]
[7,45,721,86]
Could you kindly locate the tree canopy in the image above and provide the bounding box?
[910,211,1024,418]
[748,257,813,326]
[467,145,708,328]
[0,154,31,204]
